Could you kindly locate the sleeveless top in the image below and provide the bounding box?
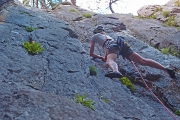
[91,33,115,48]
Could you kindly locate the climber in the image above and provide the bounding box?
[90,25,176,79]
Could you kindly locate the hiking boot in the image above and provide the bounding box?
[166,68,176,79]
[105,71,123,78]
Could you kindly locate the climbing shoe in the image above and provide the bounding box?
[166,68,176,79]
[105,71,123,78]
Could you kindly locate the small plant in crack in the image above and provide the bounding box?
[75,93,96,110]
[25,26,38,32]
[89,65,98,75]
[119,76,135,92]
[23,41,44,55]
[82,13,92,18]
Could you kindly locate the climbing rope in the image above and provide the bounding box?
[131,61,178,120]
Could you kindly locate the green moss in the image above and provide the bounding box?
[119,77,135,92]
[23,41,44,55]
[75,93,96,110]
[89,66,98,75]
[82,13,92,18]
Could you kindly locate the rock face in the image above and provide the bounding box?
[114,0,180,57]
[0,0,13,7]
[0,1,180,120]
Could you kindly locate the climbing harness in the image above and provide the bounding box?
[131,61,178,120]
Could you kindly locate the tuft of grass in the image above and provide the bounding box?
[162,11,170,18]
[119,77,135,92]
[23,41,44,55]
[75,93,95,110]
[155,6,163,12]
[175,109,180,116]
[161,46,171,54]
[160,46,179,57]
[20,11,32,16]
[82,13,92,18]
[70,9,76,12]
[99,95,109,103]
[25,26,38,32]
[103,99,109,103]
[89,66,98,75]
[150,14,156,19]
[165,16,178,27]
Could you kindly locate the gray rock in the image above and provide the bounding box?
[0,2,180,120]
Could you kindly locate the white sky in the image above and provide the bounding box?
[76,0,170,15]
[18,0,170,15]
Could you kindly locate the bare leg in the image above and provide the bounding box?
[129,52,167,72]
[106,53,119,72]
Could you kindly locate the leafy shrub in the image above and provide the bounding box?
[23,41,44,55]
[162,11,170,18]
[75,93,95,110]
[82,13,92,18]
[25,26,38,32]
[119,77,135,92]
[89,66,98,75]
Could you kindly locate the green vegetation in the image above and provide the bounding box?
[155,6,163,12]
[165,16,178,27]
[137,15,143,19]
[75,93,95,110]
[99,95,109,103]
[150,14,156,19]
[23,41,44,55]
[20,11,32,16]
[175,109,180,116]
[162,11,170,18]
[104,99,109,103]
[25,26,38,32]
[175,0,180,7]
[119,77,135,92]
[82,13,92,18]
[70,9,80,14]
[178,26,180,30]
[89,65,98,75]
[160,46,179,57]
[70,9,76,12]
